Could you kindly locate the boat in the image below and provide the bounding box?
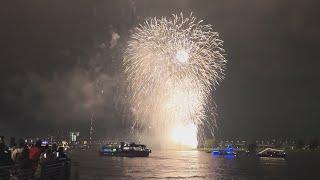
[99,142,151,157]
[257,148,287,159]
[212,145,236,156]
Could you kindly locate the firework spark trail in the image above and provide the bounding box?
[123,13,226,148]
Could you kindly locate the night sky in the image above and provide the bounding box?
[1,0,320,139]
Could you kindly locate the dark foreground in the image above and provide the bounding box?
[70,150,320,179]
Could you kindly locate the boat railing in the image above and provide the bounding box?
[0,159,73,179]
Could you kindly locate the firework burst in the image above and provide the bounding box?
[123,13,226,148]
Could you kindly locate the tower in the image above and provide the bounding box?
[89,113,94,145]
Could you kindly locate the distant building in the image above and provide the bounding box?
[0,136,4,144]
[69,132,80,143]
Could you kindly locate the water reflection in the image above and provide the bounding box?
[212,154,236,160]
[70,150,317,179]
[259,157,287,165]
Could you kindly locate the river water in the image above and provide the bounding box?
[70,150,320,179]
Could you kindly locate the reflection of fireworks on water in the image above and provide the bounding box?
[123,13,226,148]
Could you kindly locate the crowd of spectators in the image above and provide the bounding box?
[0,137,68,179]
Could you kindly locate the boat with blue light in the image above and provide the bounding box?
[212,145,237,156]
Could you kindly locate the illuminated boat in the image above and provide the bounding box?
[257,148,287,158]
[116,142,151,157]
[99,142,151,157]
[212,145,236,156]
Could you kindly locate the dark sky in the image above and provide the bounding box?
[1,0,320,139]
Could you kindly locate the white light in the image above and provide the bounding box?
[176,50,189,63]
[170,123,198,148]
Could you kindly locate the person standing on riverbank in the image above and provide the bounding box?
[0,140,13,179]
[29,140,41,160]
[11,139,25,162]
[0,141,13,166]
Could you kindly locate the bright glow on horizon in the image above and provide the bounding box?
[170,123,198,148]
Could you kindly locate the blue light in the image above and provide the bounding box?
[212,150,220,156]
[102,148,112,152]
